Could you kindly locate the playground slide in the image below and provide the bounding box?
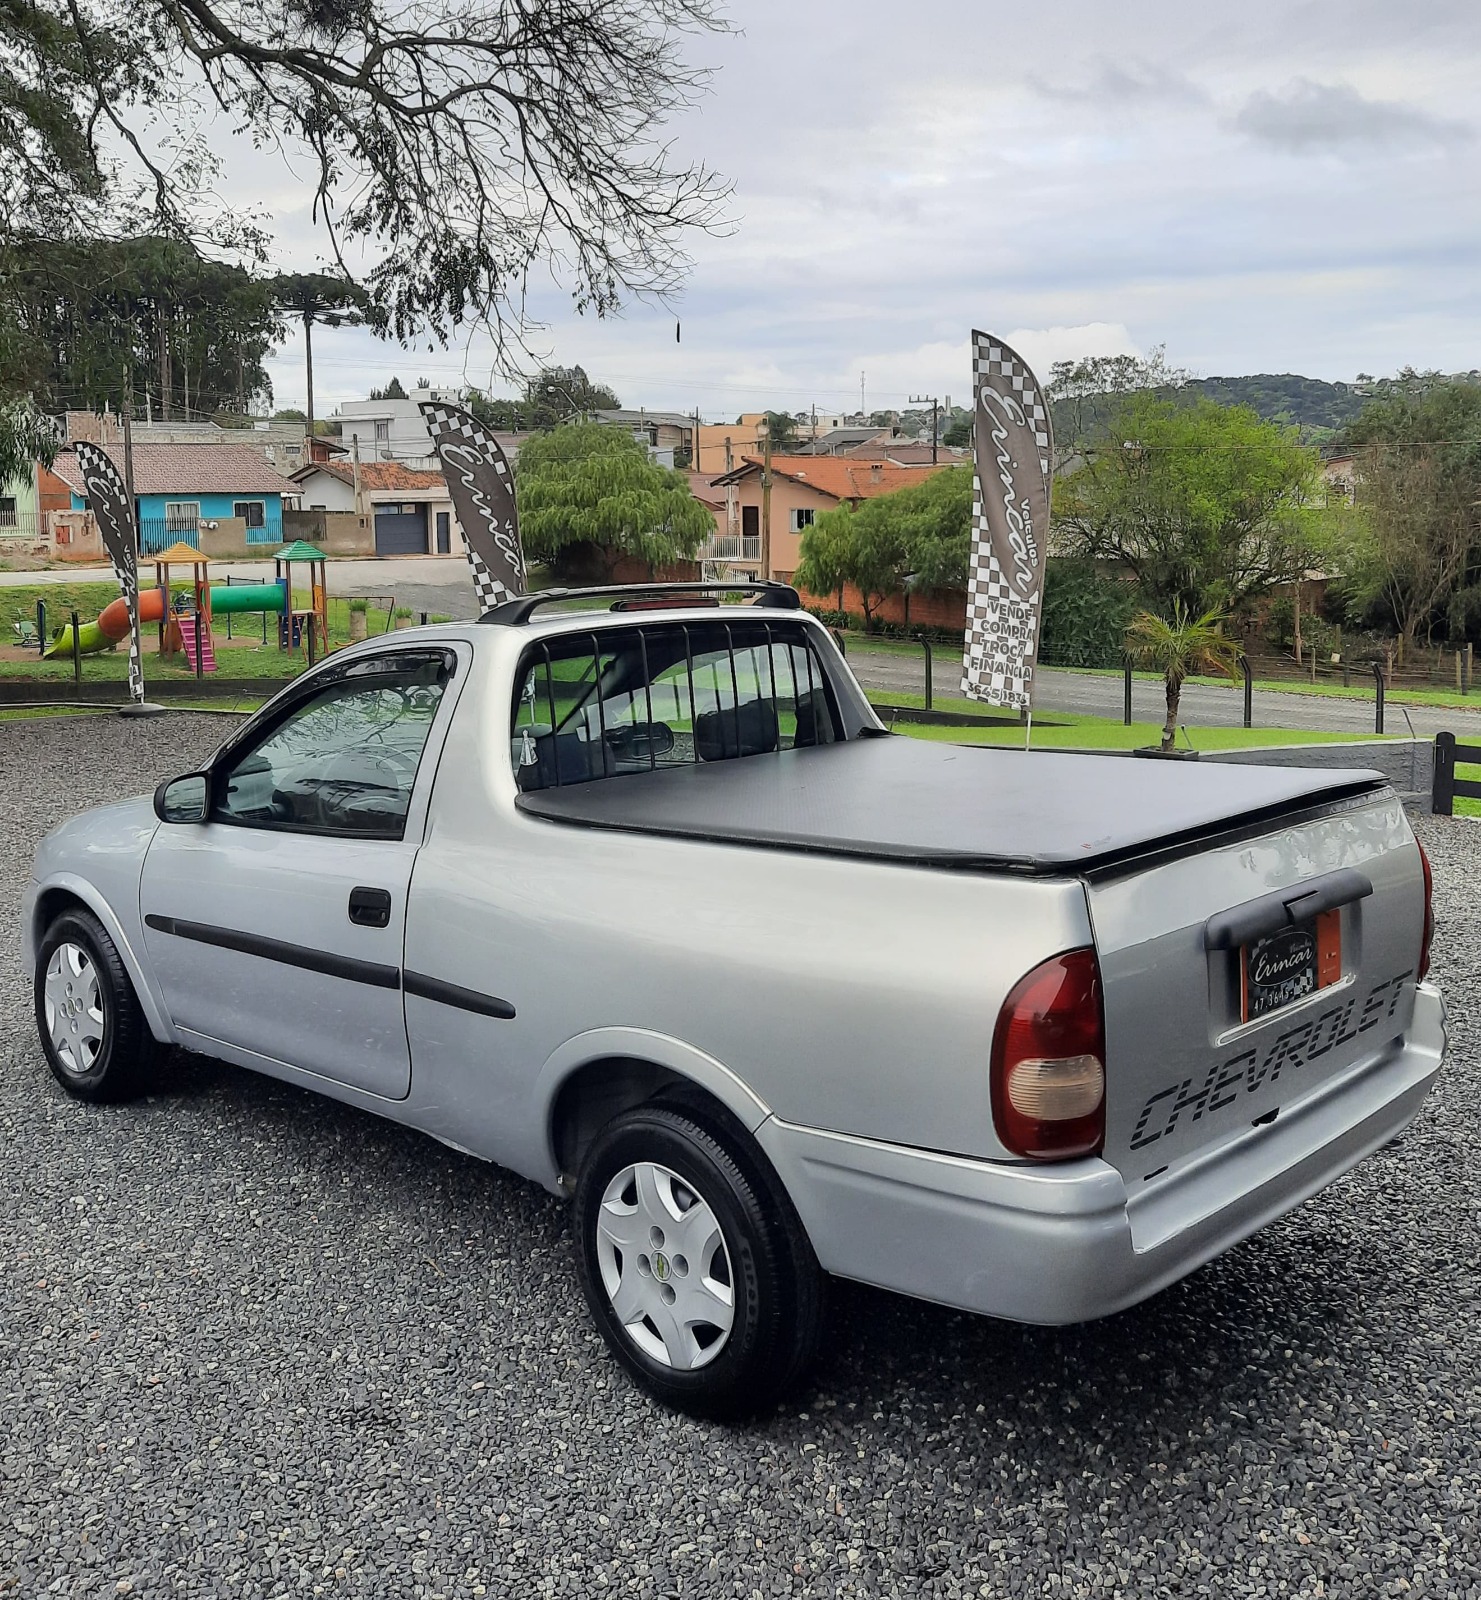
[44,584,287,660]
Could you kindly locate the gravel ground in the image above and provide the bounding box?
[2,714,1478,1598]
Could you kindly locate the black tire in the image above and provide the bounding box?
[573,1104,824,1419]
[34,908,160,1102]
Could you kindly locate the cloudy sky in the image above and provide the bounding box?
[257,0,1480,419]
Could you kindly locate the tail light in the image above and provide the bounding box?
[1417,838,1434,981]
[991,948,1106,1161]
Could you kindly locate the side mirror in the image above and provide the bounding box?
[154,772,209,824]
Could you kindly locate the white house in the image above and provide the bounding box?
[335,386,469,470]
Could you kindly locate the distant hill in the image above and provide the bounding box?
[1047,373,1367,452]
[1177,374,1365,435]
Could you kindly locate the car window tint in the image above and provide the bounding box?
[513,622,837,791]
[216,657,449,835]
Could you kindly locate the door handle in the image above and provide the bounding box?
[348,886,393,928]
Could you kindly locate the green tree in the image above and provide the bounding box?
[942,416,971,449]
[2,2,727,348]
[1,235,282,416]
[1337,382,1481,652]
[1047,346,1190,464]
[1055,395,1321,617]
[516,424,712,580]
[522,366,622,430]
[1125,604,1244,752]
[1038,560,1138,669]
[795,466,971,629]
[468,390,535,432]
[764,411,799,449]
[369,377,409,402]
[0,400,59,485]
[269,274,375,436]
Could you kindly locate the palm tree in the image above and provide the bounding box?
[1125,603,1245,752]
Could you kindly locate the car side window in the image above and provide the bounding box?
[214,653,451,837]
[513,621,839,791]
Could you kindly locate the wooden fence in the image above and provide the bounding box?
[1432,732,1481,815]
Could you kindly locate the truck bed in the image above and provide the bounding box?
[515,736,1390,876]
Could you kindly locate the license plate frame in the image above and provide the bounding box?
[1241,908,1342,1022]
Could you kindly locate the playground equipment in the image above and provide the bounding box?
[275,540,329,659]
[41,539,365,666]
[44,576,288,660]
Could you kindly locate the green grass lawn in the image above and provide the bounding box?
[880,704,1393,752]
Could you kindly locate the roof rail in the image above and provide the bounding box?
[479,580,803,625]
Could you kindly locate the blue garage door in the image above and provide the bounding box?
[374,503,428,555]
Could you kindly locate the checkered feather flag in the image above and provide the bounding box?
[75,441,144,704]
[419,402,526,610]
[960,330,1054,712]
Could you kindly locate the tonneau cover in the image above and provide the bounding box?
[514,737,1390,874]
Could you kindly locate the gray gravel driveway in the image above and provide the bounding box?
[3,714,1478,1597]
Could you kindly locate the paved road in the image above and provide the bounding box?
[3,715,1479,1597]
[845,645,1481,738]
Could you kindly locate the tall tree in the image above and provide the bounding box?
[522,366,622,430]
[1054,395,1321,616]
[269,274,374,436]
[1338,382,1481,652]
[1,235,282,417]
[2,1,728,349]
[516,423,711,579]
[1047,346,1189,465]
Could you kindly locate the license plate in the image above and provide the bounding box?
[1242,909,1342,1021]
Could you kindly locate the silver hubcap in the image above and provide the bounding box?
[595,1161,735,1370]
[44,942,105,1075]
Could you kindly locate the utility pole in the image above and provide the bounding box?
[910,394,940,464]
[860,371,866,421]
[761,429,773,581]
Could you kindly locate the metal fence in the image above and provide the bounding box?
[698,534,762,562]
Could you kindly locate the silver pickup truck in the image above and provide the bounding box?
[24,584,1445,1417]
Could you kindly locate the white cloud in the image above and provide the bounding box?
[247,0,1481,412]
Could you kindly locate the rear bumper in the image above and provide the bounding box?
[757,982,1446,1324]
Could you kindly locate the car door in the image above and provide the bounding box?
[140,646,460,1099]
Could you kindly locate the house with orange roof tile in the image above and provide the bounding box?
[288,459,464,556]
[703,454,953,582]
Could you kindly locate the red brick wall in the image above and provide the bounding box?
[791,579,966,631]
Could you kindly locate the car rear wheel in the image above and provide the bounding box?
[573,1104,824,1418]
[35,909,159,1102]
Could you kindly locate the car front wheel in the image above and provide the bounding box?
[573,1104,823,1419]
[35,908,159,1102]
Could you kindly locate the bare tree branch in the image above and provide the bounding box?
[2,0,731,352]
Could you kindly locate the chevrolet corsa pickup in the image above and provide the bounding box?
[24,583,1446,1417]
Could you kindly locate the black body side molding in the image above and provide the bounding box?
[143,915,401,990]
[403,971,517,1020]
